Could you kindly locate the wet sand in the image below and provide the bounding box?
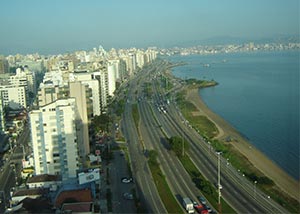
[186,87,300,201]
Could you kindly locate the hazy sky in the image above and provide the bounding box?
[0,0,299,55]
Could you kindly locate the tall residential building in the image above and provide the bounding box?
[0,56,9,74]
[0,85,27,109]
[118,59,127,81]
[37,84,69,107]
[29,98,80,180]
[136,50,145,68]
[107,60,117,97]
[37,69,68,107]
[0,96,4,134]
[69,82,91,160]
[69,72,101,116]
[8,67,36,105]
[93,70,108,114]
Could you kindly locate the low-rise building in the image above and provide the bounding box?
[26,174,62,191]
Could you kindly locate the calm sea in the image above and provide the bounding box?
[166,51,299,180]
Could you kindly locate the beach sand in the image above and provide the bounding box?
[186,87,300,201]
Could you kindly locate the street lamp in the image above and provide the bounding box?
[226,158,229,167]
[254,181,257,199]
[216,151,222,214]
[20,144,25,160]
[0,191,6,209]
[182,137,184,156]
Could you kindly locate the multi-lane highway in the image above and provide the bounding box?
[121,69,167,213]
[120,59,288,213]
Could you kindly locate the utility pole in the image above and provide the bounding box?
[254,180,257,199]
[182,136,184,156]
[217,152,222,214]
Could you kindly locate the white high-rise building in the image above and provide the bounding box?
[93,70,108,113]
[136,50,145,68]
[10,67,36,97]
[0,85,27,109]
[29,98,80,180]
[69,72,101,116]
[69,82,91,160]
[107,60,117,97]
[0,96,4,134]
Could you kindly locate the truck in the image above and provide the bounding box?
[182,197,194,213]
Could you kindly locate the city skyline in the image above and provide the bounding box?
[0,0,299,55]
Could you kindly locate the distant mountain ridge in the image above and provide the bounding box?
[166,35,300,48]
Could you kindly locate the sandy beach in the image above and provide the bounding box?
[186,87,300,201]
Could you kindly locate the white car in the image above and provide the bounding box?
[121,177,133,183]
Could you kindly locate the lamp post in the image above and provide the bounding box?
[182,136,184,157]
[20,144,25,160]
[226,158,229,170]
[216,151,222,214]
[0,191,6,209]
[254,181,257,199]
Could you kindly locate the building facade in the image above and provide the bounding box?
[0,85,27,109]
[29,98,80,180]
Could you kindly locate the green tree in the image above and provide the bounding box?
[148,150,158,165]
[92,113,110,133]
[168,136,189,157]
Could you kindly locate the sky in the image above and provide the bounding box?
[0,0,299,55]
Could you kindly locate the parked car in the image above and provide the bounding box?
[123,192,133,200]
[121,177,133,183]
[204,204,212,213]
[198,196,206,204]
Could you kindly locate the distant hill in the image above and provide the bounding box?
[165,35,300,48]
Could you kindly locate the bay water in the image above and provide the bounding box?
[166,51,299,180]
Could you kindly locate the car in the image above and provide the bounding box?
[198,196,206,204]
[204,204,212,213]
[192,200,199,207]
[123,192,133,200]
[121,177,133,183]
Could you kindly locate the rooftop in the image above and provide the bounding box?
[27,174,61,183]
[55,188,92,208]
[61,202,93,213]
[12,187,49,197]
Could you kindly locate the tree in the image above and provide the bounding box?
[148,150,158,165]
[92,113,110,133]
[168,136,189,157]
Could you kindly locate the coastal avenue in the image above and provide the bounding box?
[120,59,288,213]
[121,66,167,213]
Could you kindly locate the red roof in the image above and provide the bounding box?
[55,189,92,208]
[62,202,93,212]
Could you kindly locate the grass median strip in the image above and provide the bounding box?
[148,150,183,214]
[168,136,236,213]
[179,154,235,214]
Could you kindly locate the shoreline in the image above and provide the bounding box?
[186,87,300,201]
